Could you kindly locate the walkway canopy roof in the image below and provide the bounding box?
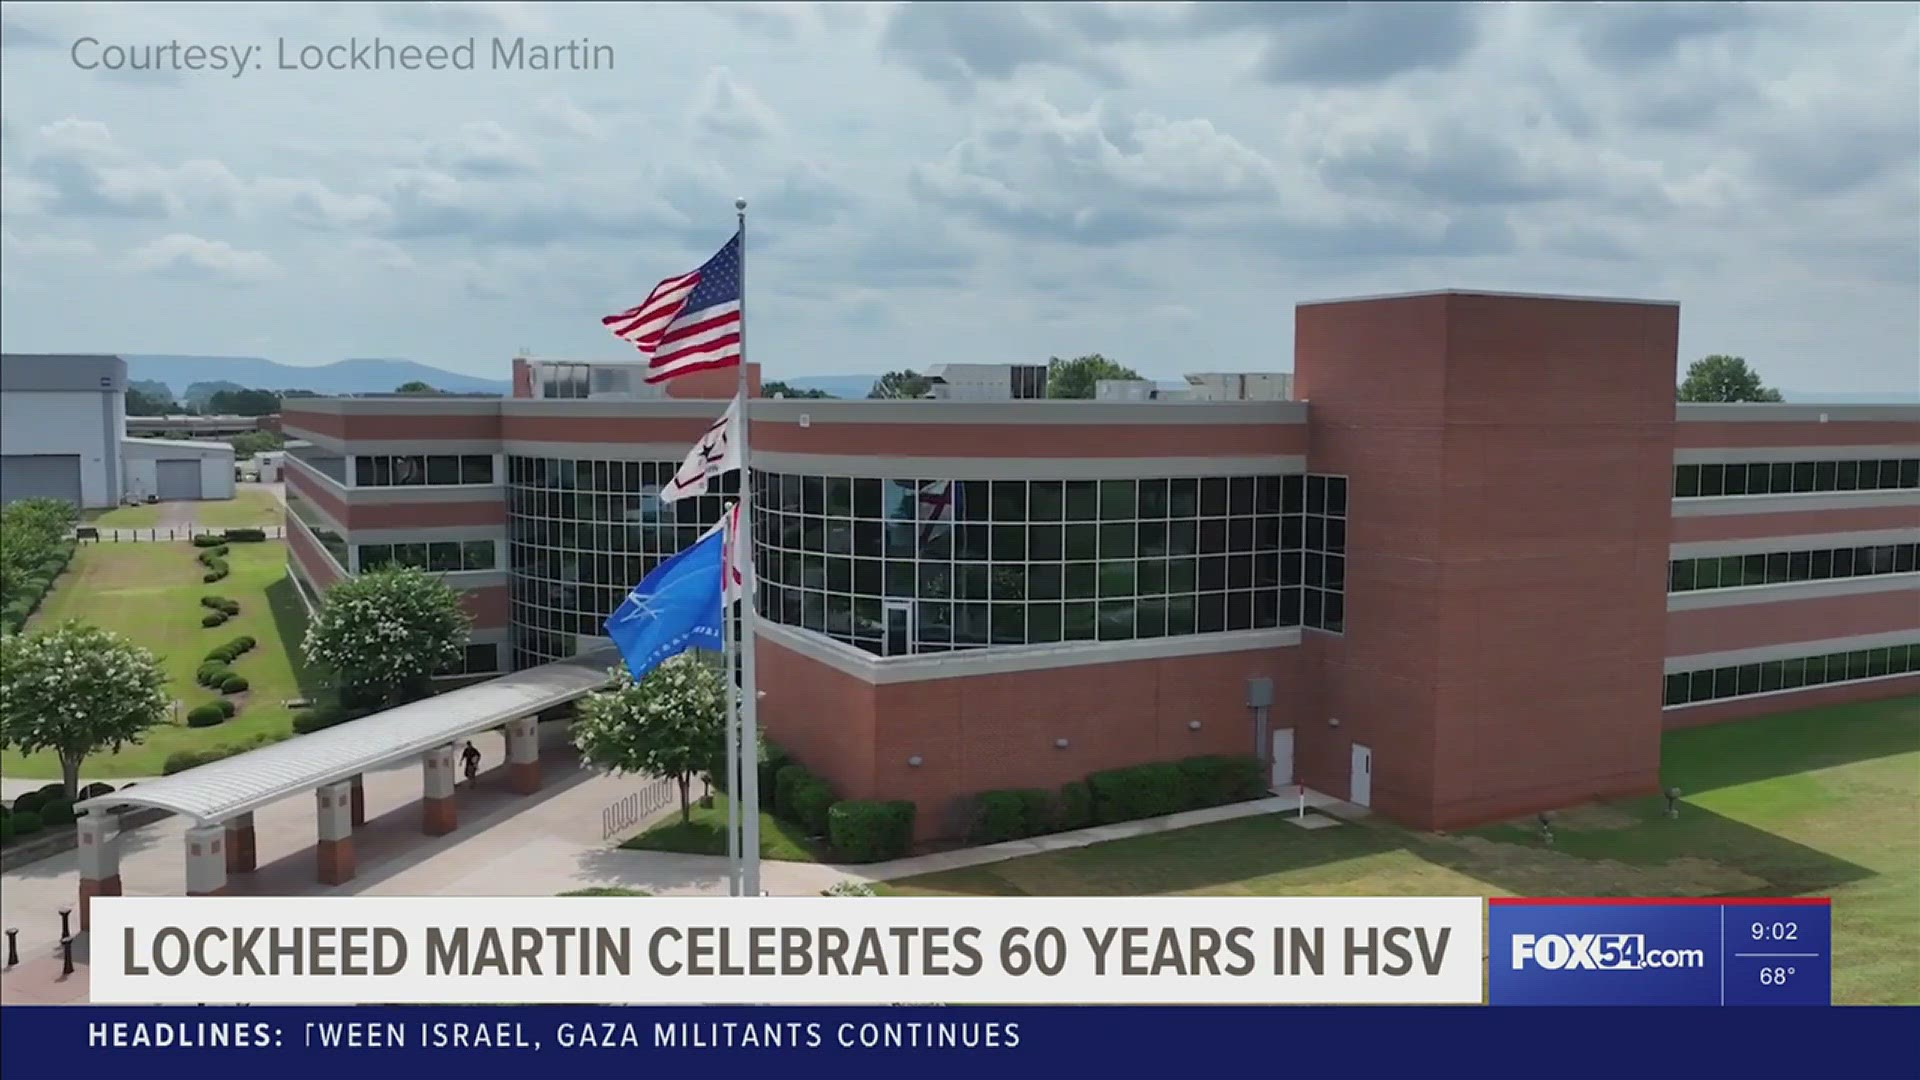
[77,648,619,826]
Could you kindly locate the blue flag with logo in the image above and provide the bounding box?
[603,526,725,679]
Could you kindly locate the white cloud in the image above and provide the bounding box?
[692,67,784,142]
[426,121,541,177]
[1,230,96,257]
[129,234,281,284]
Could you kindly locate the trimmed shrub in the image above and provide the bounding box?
[220,674,250,694]
[0,817,12,843]
[971,790,1033,844]
[236,635,255,651]
[773,763,816,823]
[823,880,878,897]
[224,527,268,542]
[9,810,42,837]
[1087,763,1191,824]
[202,569,227,584]
[200,594,228,609]
[292,703,364,734]
[11,790,46,814]
[1017,789,1056,833]
[197,661,230,687]
[187,703,227,728]
[1177,754,1268,808]
[40,799,74,826]
[160,732,287,775]
[791,778,837,835]
[217,698,237,718]
[220,599,240,615]
[201,610,228,627]
[758,741,792,810]
[827,800,916,863]
[80,782,116,800]
[36,782,66,801]
[192,534,226,548]
[1057,780,1094,831]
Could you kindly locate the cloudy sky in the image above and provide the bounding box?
[1,1,1915,395]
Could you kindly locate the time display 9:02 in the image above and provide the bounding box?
[1751,922,1799,941]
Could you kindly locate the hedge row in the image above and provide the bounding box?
[729,744,914,864]
[197,545,231,584]
[969,755,1266,843]
[8,781,112,814]
[223,528,268,543]
[292,702,371,734]
[200,595,241,616]
[163,731,287,775]
[192,534,227,548]
[204,635,256,664]
[0,499,78,633]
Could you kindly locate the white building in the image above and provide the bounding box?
[0,353,127,508]
[122,437,236,502]
[924,363,1049,400]
[1183,372,1294,401]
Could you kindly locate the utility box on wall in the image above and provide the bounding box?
[1246,677,1274,709]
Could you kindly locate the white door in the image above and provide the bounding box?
[1270,729,1294,788]
[1350,743,1373,807]
[883,600,914,657]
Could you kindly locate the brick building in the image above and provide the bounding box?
[278,291,1920,840]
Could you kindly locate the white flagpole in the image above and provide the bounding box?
[722,507,741,896]
[733,198,763,896]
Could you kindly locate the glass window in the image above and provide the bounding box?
[356,457,378,486]
[461,455,494,485]
[427,455,460,485]
[1065,481,1099,521]
[462,540,496,570]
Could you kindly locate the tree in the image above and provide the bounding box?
[1678,355,1784,403]
[867,370,932,399]
[1046,354,1142,399]
[301,567,471,709]
[228,430,287,458]
[0,622,169,798]
[125,386,175,416]
[207,387,282,416]
[763,380,833,399]
[184,379,245,409]
[395,380,438,394]
[571,655,727,825]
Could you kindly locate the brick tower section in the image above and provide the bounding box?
[1294,292,1677,829]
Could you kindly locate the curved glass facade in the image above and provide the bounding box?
[749,471,1344,657]
[507,455,734,669]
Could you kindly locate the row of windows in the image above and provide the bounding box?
[1664,642,1920,706]
[1674,458,1919,498]
[355,454,496,488]
[1670,543,1918,592]
[508,456,742,495]
[755,513,1347,561]
[359,540,498,574]
[435,643,502,677]
[285,487,349,571]
[285,441,348,485]
[747,551,1345,600]
[751,473,1348,521]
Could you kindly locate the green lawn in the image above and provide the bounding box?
[87,489,281,529]
[1,540,317,779]
[885,696,1920,1005]
[621,803,827,862]
[559,887,651,897]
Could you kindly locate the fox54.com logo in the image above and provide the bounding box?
[1510,933,1705,973]
[1490,904,1722,1005]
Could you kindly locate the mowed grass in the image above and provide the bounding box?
[1,540,317,779]
[87,489,281,529]
[622,803,827,862]
[884,696,1920,1005]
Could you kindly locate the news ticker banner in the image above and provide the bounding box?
[89,895,1484,1004]
[6,1006,1918,1080]
[1488,897,1832,1006]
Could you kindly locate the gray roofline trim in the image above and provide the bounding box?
[1675,403,1920,423]
[1665,572,1918,611]
[77,648,620,824]
[756,621,1301,685]
[1297,288,1680,309]
[281,398,505,417]
[750,399,1307,426]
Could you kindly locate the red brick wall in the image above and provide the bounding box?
[757,636,1305,840]
[1295,293,1675,829]
[752,420,1305,458]
[1674,421,1919,448]
[460,586,508,630]
[287,521,345,588]
[665,362,761,400]
[1662,674,1920,729]
[1667,590,1920,656]
[512,358,532,399]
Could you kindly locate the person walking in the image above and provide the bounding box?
[461,741,481,786]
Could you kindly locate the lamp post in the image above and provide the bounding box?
[1537,811,1555,845]
[1665,786,1683,819]
[58,906,73,940]
[60,935,75,976]
[4,928,18,968]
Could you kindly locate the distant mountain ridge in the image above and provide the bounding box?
[781,374,878,400]
[125,355,509,398]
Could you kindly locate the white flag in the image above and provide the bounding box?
[660,395,741,504]
[698,502,753,602]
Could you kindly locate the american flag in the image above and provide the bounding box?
[601,230,743,383]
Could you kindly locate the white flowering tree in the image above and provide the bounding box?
[572,655,726,825]
[0,621,169,798]
[301,567,470,710]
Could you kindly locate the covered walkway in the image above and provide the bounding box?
[68,647,619,928]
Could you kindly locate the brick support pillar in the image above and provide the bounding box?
[185,824,228,897]
[506,715,541,795]
[350,774,366,828]
[422,743,458,836]
[76,813,123,933]
[224,812,257,873]
[316,780,357,885]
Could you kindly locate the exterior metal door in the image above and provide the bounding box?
[155,459,202,500]
[883,600,914,657]
[1350,743,1373,808]
[0,454,82,506]
[1271,729,1295,789]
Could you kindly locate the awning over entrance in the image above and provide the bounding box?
[77,647,619,826]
